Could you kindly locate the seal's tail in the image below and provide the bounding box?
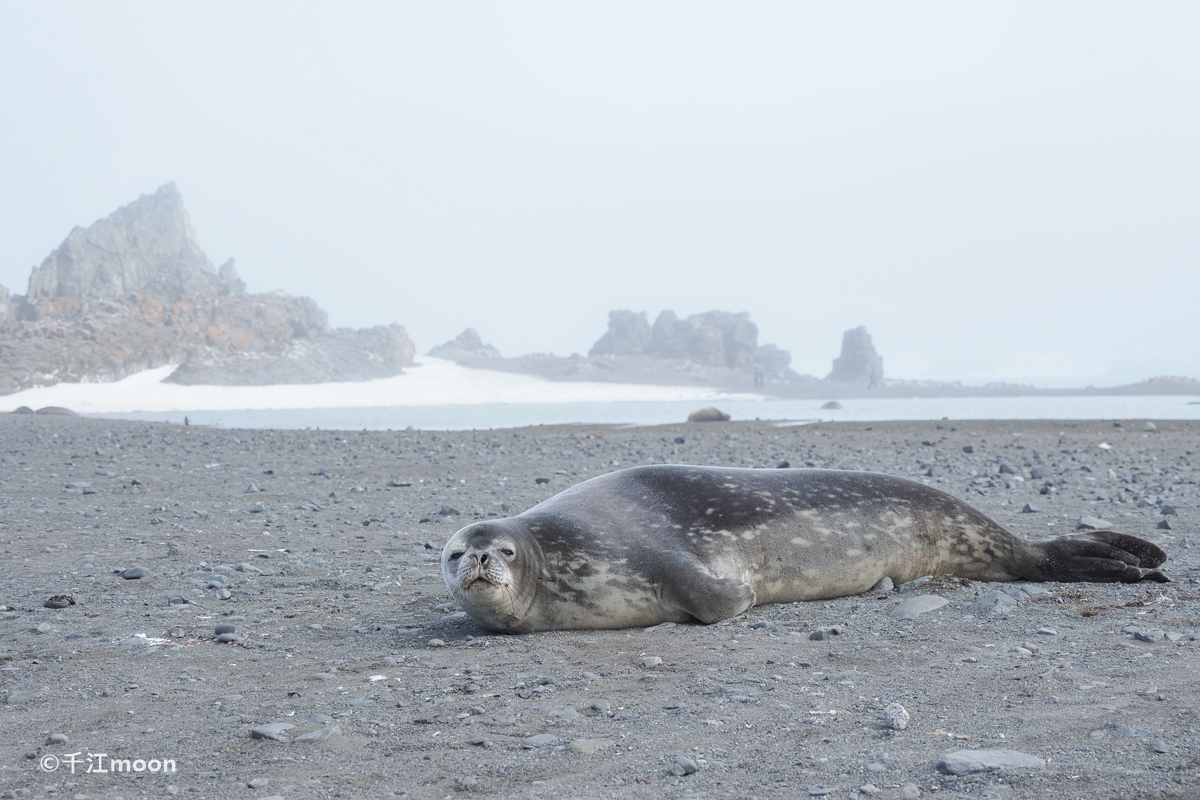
[1030,531,1170,583]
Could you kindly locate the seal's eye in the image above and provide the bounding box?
[448,552,464,561]
[500,548,515,558]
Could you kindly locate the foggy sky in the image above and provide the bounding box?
[2,2,1198,387]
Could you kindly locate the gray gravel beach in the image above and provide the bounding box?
[1,413,1197,800]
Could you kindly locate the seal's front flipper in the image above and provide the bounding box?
[1032,531,1170,583]
[663,562,756,624]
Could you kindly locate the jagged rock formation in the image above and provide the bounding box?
[0,184,414,393]
[427,328,502,360]
[826,326,883,386]
[589,308,790,375]
[588,311,651,357]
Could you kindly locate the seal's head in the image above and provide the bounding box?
[441,519,541,632]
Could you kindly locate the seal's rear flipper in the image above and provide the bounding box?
[1033,531,1170,583]
[663,561,757,624]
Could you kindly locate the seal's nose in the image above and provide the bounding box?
[479,553,490,566]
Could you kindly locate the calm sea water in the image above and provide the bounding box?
[94,395,1200,431]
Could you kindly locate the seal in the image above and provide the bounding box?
[441,465,1169,632]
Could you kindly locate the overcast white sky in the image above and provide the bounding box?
[2,2,1197,387]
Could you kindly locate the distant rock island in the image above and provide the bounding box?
[0,184,414,392]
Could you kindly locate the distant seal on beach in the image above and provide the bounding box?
[441,465,1169,632]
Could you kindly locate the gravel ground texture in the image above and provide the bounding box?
[1,414,1198,800]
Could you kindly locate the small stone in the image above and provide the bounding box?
[883,702,910,730]
[1037,627,1058,635]
[807,785,831,796]
[454,777,479,789]
[1030,467,1047,479]
[581,671,602,681]
[1021,503,1038,514]
[1157,519,1172,530]
[1115,724,1150,738]
[118,566,150,580]
[1134,629,1165,643]
[428,639,447,648]
[1152,739,1169,753]
[43,595,74,609]
[638,656,663,668]
[962,445,974,454]
[218,588,232,600]
[936,749,1045,775]
[47,733,68,745]
[1145,422,1157,431]
[901,784,921,799]
[521,734,557,748]
[247,778,270,789]
[550,708,581,721]
[35,622,54,634]
[1077,516,1113,531]
[567,738,612,754]
[888,595,948,620]
[216,632,243,644]
[670,757,699,776]
[859,785,878,795]
[1161,505,1177,516]
[306,714,333,724]
[214,623,236,635]
[968,590,1019,615]
[293,724,341,743]
[249,722,294,741]
[249,502,265,513]
[896,576,932,592]
[871,576,894,592]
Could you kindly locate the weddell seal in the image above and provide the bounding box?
[441,466,1169,632]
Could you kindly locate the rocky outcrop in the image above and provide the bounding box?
[589,308,786,373]
[588,311,651,357]
[427,328,501,360]
[0,184,414,393]
[826,326,883,385]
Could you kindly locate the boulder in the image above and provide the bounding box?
[687,407,730,423]
[826,326,884,386]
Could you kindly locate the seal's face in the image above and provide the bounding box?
[441,520,539,632]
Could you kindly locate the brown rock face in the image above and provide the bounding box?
[0,185,414,393]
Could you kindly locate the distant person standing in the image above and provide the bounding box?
[868,368,878,389]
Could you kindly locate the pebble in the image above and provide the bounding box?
[550,708,581,721]
[214,623,236,635]
[809,625,843,640]
[883,702,910,730]
[968,590,1019,615]
[306,714,333,724]
[581,671,602,681]
[521,734,557,748]
[936,749,1045,775]
[247,778,270,788]
[428,639,447,648]
[1021,503,1038,513]
[888,595,948,619]
[1077,516,1113,531]
[567,738,612,754]
[1161,505,1177,516]
[901,784,921,799]
[35,622,54,634]
[293,724,341,743]
[308,673,336,681]
[1152,739,1169,753]
[670,757,699,776]
[639,656,663,668]
[1115,724,1150,738]
[216,632,243,644]
[807,785,830,796]
[871,577,894,592]
[859,784,878,795]
[47,733,68,745]
[118,566,150,580]
[249,722,294,742]
[896,576,931,592]
[1037,627,1058,635]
